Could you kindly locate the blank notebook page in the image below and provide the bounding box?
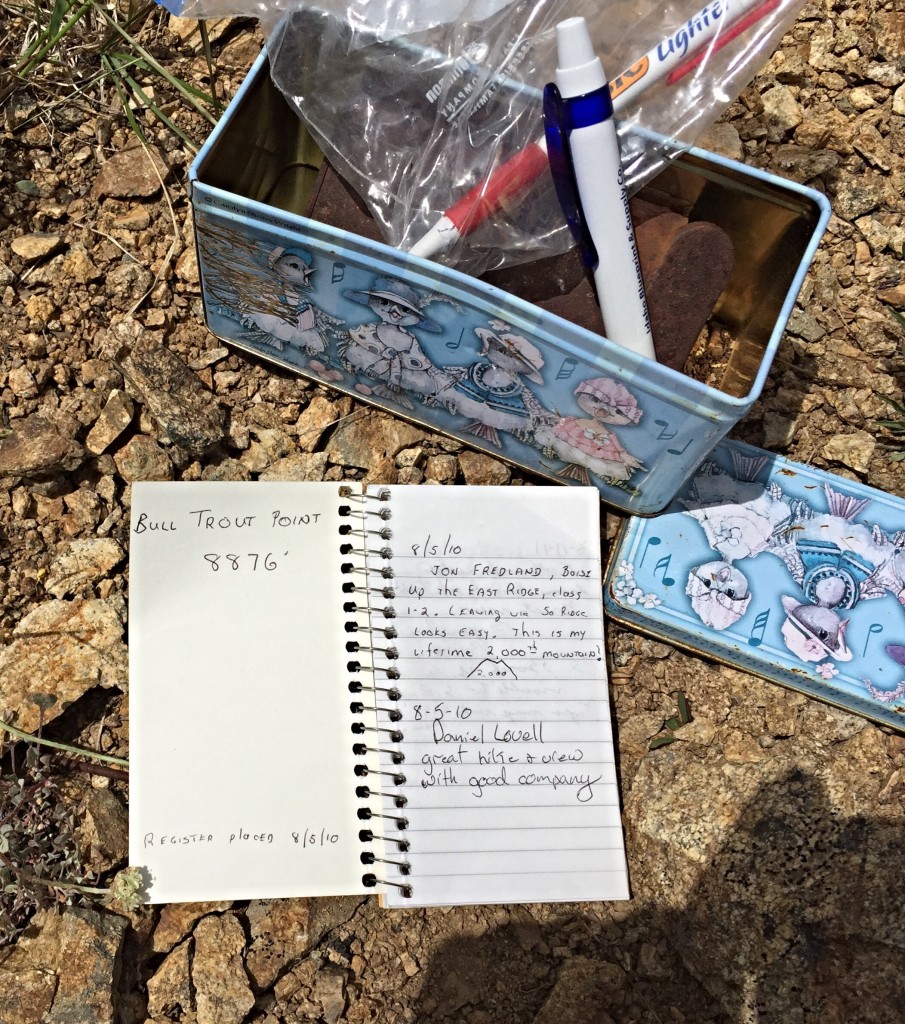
[369,485,629,908]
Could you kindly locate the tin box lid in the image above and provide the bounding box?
[604,439,905,732]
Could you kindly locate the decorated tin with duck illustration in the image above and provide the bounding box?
[190,52,829,515]
[605,439,905,731]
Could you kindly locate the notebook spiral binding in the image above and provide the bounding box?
[339,486,413,899]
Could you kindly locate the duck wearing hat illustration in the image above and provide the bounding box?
[780,596,852,663]
[341,277,453,404]
[679,456,792,630]
[679,458,905,679]
[535,376,644,484]
[241,246,331,357]
[685,559,752,630]
[767,484,886,609]
[440,320,556,448]
[192,223,342,364]
[682,465,900,609]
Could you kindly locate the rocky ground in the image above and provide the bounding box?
[1,2,904,1022]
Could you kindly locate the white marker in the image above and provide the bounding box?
[546,17,655,359]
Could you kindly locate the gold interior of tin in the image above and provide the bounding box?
[197,65,823,400]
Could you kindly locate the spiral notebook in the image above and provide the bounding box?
[129,482,628,907]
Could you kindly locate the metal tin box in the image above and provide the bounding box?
[189,51,830,514]
[604,439,905,731]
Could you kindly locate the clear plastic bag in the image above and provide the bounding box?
[168,0,805,274]
[268,2,570,274]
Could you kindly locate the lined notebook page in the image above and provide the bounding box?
[369,485,629,908]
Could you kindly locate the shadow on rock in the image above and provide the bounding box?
[411,769,905,1024]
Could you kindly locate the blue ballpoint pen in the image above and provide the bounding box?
[544,17,656,361]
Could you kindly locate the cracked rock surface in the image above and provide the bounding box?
[1,2,904,1022]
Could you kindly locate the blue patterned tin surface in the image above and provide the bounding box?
[605,439,905,731]
[189,52,830,515]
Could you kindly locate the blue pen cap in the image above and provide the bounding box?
[542,82,608,270]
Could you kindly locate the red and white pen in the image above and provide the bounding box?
[407,0,784,260]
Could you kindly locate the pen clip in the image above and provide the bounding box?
[542,82,598,270]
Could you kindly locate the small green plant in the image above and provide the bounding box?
[1,743,92,944]
[3,0,220,150]
[876,395,905,463]
[0,722,130,945]
[648,690,692,751]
